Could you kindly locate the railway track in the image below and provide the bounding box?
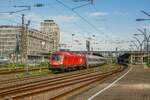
[49,65,126,100]
[0,67,101,91]
[0,67,99,86]
[0,65,126,100]
[0,72,48,85]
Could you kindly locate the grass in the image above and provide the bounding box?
[98,64,119,72]
[0,62,49,71]
[0,63,120,79]
[15,69,51,79]
[146,59,150,67]
[147,63,150,67]
[79,64,119,73]
[0,63,25,68]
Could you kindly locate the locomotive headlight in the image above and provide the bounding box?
[60,56,63,65]
[60,61,62,64]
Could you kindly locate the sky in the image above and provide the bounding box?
[0,0,150,51]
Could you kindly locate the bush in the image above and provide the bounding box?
[0,63,25,68]
[0,62,50,69]
[146,59,150,67]
[37,62,49,67]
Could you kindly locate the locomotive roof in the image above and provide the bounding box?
[52,51,105,58]
[86,54,106,59]
[52,51,85,56]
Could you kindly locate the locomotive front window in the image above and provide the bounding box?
[52,54,61,60]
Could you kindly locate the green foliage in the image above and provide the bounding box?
[37,62,49,67]
[0,62,50,69]
[147,64,150,67]
[112,59,116,64]
[146,59,150,67]
[0,63,25,68]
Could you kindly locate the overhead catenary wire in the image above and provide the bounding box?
[55,0,106,35]
[1,0,130,50]
[1,0,107,38]
[72,2,92,11]
[91,3,130,49]
[47,1,91,38]
[0,1,88,37]
[56,0,124,50]
[49,0,94,40]
[55,0,117,49]
[55,0,105,50]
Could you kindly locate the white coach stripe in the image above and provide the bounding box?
[88,66,133,100]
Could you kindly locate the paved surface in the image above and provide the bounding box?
[70,65,150,100]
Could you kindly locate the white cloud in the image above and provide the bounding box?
[88,11,108,17]
[53,15,78,23]
[0,13,10,17]
[26,13,78,23]
[20,13,78,29]
[98,27,106,31]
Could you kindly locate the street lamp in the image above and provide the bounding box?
[136,28,150,52]
[71,34,75,50]
[133,36,145,51]
[136,19,150,21]
[130,40,139,51]
[136,10,150,65]
[0,3,44,14]
[141,10,150,17]
[33,3,44,7]
[136,10,150,21]
[129,44,135,51]
[133,36,146,64]
[134,29,150,64]
[87,34,95,51]
[11,4,44,14]
[13,4,44,75]
[136,10,150,52]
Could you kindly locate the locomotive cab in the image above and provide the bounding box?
[49,53,63,71]
[51,54,61,65]
[49,51,86,72]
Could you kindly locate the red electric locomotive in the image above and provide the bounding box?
[49,51,86,72]
[49,50,107,72]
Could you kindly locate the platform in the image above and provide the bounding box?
[70,65,150,100]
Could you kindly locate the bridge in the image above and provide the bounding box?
[72,50,148,57]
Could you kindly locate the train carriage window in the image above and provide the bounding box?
[88,58,92,61]
[52,54,61,60]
